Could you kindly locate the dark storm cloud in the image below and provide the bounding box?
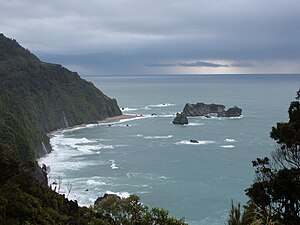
[179,62,228,68]
[1,0,300,74]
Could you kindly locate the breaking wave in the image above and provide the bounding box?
[175,140,216,145]
[147,103,176,108]
[110,160,119,170]
[144,135,173,139]
[224,138,237,142]
[220,145,235,148]
[106,191,130,199]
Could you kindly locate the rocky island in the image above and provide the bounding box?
[183,102,242,117]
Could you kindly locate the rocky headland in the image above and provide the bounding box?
[0,33,122,160]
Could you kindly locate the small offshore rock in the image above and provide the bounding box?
[172,113,188,125]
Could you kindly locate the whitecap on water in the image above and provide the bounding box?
[185,122,204,126]
[220,145,235,148]
[110,160,119,170]
[198,115,243,120]
[227,115,243,119]
[175,140,216,145]
[158,114,176,118]
[147,103,176,108]
[86,179,107,186]
[76,144,113,153]
[224,138,237,142]
[52,136,113,154]
[52,136,96,148]
[121,107,138,112]
[106,191,130,199]
[144,113,176,118]
[144,135,173,139]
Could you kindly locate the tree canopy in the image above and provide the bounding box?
[228,89,300,225]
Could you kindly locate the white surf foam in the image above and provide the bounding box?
[148,103,176,108]
[99,116,145,127]
[159,114,177,118]
[39,134,114,173]
[78,144,113,152]
[121,107,138,112]
[224,138,237,143]
[185,122,205,126]
[144,135,173,139]
[227,115,243,119]
[106,191,130,199]
[144,114,176,118]
[176,140,216,145]
[110,160,119,170]
[57,137,96,146]
[220,145,235,148]
[86,124,98,128]
[52,136,113,154]
[86,179,107,186]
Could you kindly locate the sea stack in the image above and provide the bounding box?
[172,113,189,125]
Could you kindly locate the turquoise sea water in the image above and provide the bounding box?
[39,74,300,225]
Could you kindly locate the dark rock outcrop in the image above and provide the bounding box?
[183,103,225,116]
[173,113,189,125]
[223,106,242,117]
[183,103,242,117]
[190,140,199,143]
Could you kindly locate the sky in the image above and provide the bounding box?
[1,0,300,75]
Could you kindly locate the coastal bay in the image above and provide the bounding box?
[40,74,300,225]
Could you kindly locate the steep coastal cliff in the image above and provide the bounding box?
[0,33,122,161]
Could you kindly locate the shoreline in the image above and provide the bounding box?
[47,114,142,138]
[98,114,141,124]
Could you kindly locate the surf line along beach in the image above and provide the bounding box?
[98,114,142,124]
[47,114,143,138]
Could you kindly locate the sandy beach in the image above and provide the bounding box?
[98,114,141,124]
[47,114,141,138]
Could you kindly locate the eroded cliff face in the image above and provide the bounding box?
[0,34,122,160]
[183,102,242,117]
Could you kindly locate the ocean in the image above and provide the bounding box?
[39,74,300,225]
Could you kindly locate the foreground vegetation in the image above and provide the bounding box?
[227,90,300,225]
[0,156,186,224]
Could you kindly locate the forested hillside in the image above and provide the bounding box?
[0,33,121,160]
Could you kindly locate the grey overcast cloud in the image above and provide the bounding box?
[1,0,300,75]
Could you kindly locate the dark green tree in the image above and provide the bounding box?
[92,194,187,225]
[245,89,300,224]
